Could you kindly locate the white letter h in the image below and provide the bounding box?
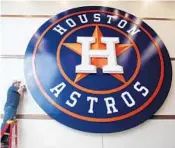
[76,37,123,74]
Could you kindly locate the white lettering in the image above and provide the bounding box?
[87,97,98,114]
[94,13,101,22]
[78,14,88,23]
[66,91,81,107]
[107,15,114,24]
[53,24,67,35]
[76,37,123,73]
[134,81,149,97]
[118,20,127,29]
[66,18,76,28]
[104,97,118,114]
[127,26,141,36]
[50,82,66,97]
[121,92,135,107]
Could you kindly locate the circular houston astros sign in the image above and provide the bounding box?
[24,6,172,133]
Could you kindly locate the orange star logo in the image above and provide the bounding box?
[63,26,132,83]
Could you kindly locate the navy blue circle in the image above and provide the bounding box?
[24,6,172,133]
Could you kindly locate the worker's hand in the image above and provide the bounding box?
[18,85,26,96]
[21,85,26,91]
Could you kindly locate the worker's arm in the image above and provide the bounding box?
[17,85,26,98]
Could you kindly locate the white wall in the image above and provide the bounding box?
[0,1,175,148]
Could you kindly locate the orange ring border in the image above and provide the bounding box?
[32,10,164,122]
[57,24,141,95]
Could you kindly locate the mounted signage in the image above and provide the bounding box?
[24,6,172,133]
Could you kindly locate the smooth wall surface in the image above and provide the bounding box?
[0,1,175,148]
